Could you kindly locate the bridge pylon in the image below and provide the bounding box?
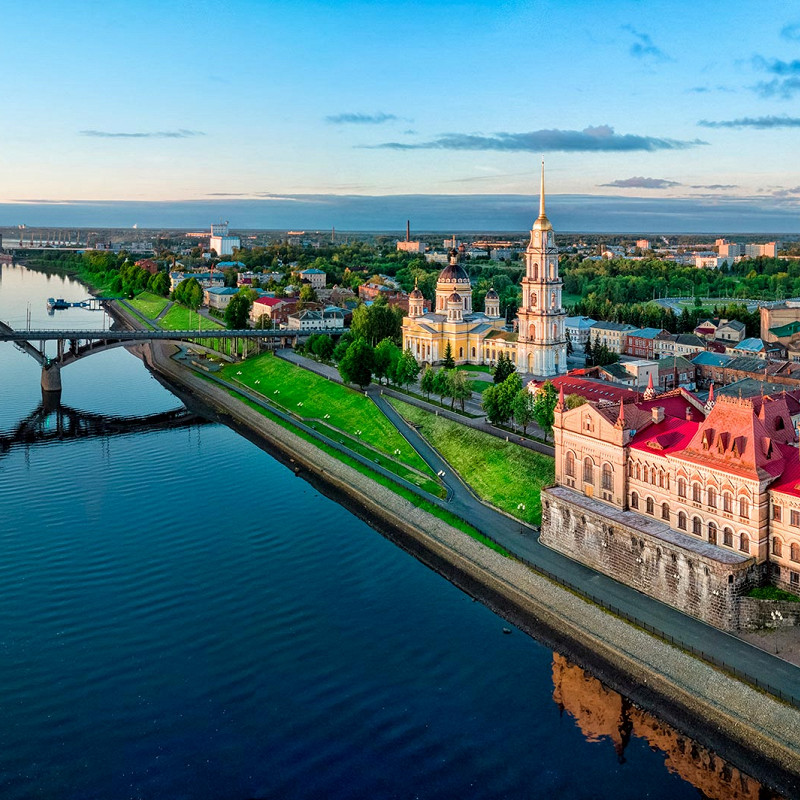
[41,362,62,397]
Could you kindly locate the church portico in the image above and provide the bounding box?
[402,162,567,375]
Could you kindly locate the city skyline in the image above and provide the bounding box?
[3,0,800,230]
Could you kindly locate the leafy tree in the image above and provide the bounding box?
[374,338,400,384]
[147,271,170,296]
[449,369,472,412]
[433,368,450,406]
[584,336,595,365]
[565,393,586,409]
[441,341,456,369]
[298,284,318,306]
[224,291,253,329]
[420,364,435,400]
[332,331,353,362]
[312,334,334,360]
[338,338,374,388]
[392,347,420,389]
[533,380,558,442]
[483,373,521,424]
[492,351,516,383]
[513,387,536,434]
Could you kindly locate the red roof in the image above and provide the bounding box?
[767,443,800,498]
[538,375,638,405]
[631,416,698,455]
[637,388,705,422]
[254,296,284,307]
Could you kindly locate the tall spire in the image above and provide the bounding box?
[555,382,565,412]
[539,158,546,219]
[615,398,626,429]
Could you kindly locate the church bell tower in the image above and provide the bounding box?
[516,161,567,376]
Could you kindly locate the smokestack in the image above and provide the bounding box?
[406,220,410,242]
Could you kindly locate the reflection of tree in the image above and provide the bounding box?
[0,402,206,453]
[551,653,777,800]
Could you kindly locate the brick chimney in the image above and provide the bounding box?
[652,406,665,424]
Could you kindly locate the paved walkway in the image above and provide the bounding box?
[207,348,800,705]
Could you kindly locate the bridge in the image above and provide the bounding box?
[0,320,339,395]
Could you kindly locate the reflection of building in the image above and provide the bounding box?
[551,653,769,800]
[401,163,567,376]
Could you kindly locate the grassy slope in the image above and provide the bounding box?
[470,379,493,393]
[388,398,554,525]
[160,305,223,331]
[222,386,509,556]
[129,291,169,319]
[220,353,432,476]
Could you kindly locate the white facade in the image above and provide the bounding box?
[210,234,241,257]
[515,162,567,377]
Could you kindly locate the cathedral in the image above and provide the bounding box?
[401,162,567,377]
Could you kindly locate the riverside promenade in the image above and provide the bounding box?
[141,338,800,796]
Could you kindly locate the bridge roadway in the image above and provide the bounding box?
[0,326,331,342]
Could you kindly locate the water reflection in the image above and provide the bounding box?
[0,398,205,454]
[552,653,781,800]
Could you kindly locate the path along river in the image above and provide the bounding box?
[0,263,784,799]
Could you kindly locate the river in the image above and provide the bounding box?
[0,263,779,799]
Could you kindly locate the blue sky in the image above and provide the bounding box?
[3,0,800,230]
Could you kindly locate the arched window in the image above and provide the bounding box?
[723,527,733,547]
[661,502,670,521]
[630,491,639,509]
[740,532,750,553]
[658,471,664,488]
[533,263,539,280]
[646,497,654,515]
[739,497,749,519]
[583,457,594,484]
[708,521,718,544]
[602,463,613,491]
[643,466,649,484]
[707,487,717,509]
[692,517,702,536]
[677,478,686,499]
[565,451,575,478]
[635,464,641,480]
[692,483,701,503]
[677,511,687,530]
[723,493,733,513]
[772,537,783,557]
[792,543,800,563]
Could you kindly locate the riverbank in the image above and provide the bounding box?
[138,335,800,797]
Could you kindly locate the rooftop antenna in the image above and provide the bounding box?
[539,157,546,218]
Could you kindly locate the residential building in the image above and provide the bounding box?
[250,296,298,326]
[716,319,746,343]
[588,321,637,354]
[635,239,651,250]
[744,242,780,258]
[762,300,800,343]
[204,286,239,310]
[565,316,598,347]
[621,359,658,390]
[169,271,225,292]
[286,306,346,330]
[732,337,785,358]
[358,280,410,312]
[717,239,745,258]
[625,328,668,359]
[298,268,326,290]
[657,355,696,391]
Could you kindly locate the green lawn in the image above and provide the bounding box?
[223,386,507,555]
[160,304,224,331]
[388,398,554,525]
[220,353,433,476]
[129,291,169,319]
[470,379,493,393]
[456,364,493,374]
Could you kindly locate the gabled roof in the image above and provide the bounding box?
[299,268,326,274]
[590,321,637,332]
[692,351,732,367]
[674,333,705,347]
[627,327,665,339]
[206,286,238,295]
[656,355,694,373]
[565,316,597,329]
[719,319,746,331]
[254,296,287,307]
[734,337,767,352]
[543,375,638,405]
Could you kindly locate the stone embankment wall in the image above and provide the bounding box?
[540,487,760,631]
[739,597,800,630]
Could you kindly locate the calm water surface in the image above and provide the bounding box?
[0,264,773,799]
